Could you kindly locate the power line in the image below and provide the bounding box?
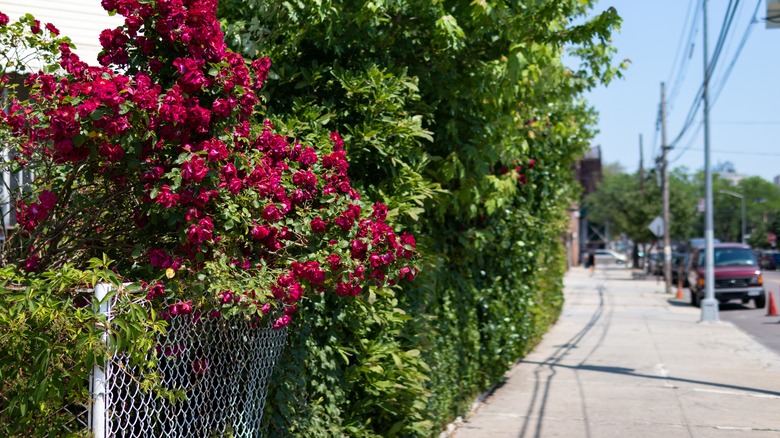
[669,0,738,149]
[711,0,760,104]
[709,0,746,83]
[682,147,780,157]
[667,0,702,112]
[670,118,703,163]
[666,0,754,151]
[713,121,780,125]
[706,0,740,78]
[669,0,761,163]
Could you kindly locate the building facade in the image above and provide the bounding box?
[0,0,122,66]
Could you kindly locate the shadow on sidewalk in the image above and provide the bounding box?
[665,299,690,307]
[513,285,609,438]
[504,280,780,438]
[518,359,780,398]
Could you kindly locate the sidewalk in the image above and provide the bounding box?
[452,267,780,437]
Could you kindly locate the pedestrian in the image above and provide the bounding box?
[588,251,595,276]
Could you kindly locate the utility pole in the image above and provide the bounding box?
[660,83,672,295]
[701,0,719,322]
[639,134,645,194]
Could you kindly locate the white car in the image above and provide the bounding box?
[593,249,628,267]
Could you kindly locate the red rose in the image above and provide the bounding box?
[310,217,327,233]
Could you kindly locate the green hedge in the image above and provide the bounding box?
[218,0,622,435]
[0,1,622,435]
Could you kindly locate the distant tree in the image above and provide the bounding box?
[688,170,780,244]
[668,167,699,241]
[584,164,659,243]
[736,176,780,245]
[584,165,700,261]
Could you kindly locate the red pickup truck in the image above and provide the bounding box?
[687,243,766,309]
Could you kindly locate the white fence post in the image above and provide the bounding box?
[90,283,112,438]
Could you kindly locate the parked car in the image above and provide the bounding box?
[645,252,664,275]
[757,250,777,270]
[772,252,780,270]
[593,249,628,267]
[687,243,765,309]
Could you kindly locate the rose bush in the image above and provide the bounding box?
[0,0,419,329]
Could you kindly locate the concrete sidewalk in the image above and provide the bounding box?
[452,267,780,437]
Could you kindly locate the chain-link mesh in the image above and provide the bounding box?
[103,314,287,438]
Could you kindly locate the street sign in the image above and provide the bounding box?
[648,216,664,237]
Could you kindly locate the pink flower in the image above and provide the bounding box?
[38,190,57,210]
[147,248,173,269]
[292,170,317,188]
[251,224,272,241]
[170,300,193,315]
[329,132,344,150]
[326,254,341,270]
[251,57,271,89]
[194,189,218,207]
[155,185,180,208]
[202,139,229,162]
[285,282,304,303]
[273,315,291,330]
[372,202,388,221]
[99,143,124,161]
[192,358,209,375]
[30,19,41,34]
[219,291,234,304]
[0,12,9,26]
[173,57,207,92]
[186,217,214,244]
[181,155,209,183]
[335,281,351,296]
[227,178,243,194]
[298,147,317,165]
[262,204,282,222]
[23,254,40,272]
[518,174,527,185]
[145,281,166,301]
[310,217,326,233]
[399,266,418,281]
[45,23,60,36]
[350,239,368,260]
[369,252,382,268]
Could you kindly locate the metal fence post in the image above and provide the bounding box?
[90,283,112,438]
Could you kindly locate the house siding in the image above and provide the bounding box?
[0,0,123,65]
[0,1,121,230]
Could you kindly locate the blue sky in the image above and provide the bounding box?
[584,0,780,182]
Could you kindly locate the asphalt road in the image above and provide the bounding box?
[709,270,780,355]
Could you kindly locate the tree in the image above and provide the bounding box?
[729,176,780,245]
[584,165,700,262]
[584,164,659,244]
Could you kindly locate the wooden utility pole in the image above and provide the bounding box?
[639,134,644,194]
[660,83,672,294]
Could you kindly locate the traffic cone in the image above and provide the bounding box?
[675,277,684,300]
[767,290,779,317]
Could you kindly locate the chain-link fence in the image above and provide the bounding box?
[93,285,288,438]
